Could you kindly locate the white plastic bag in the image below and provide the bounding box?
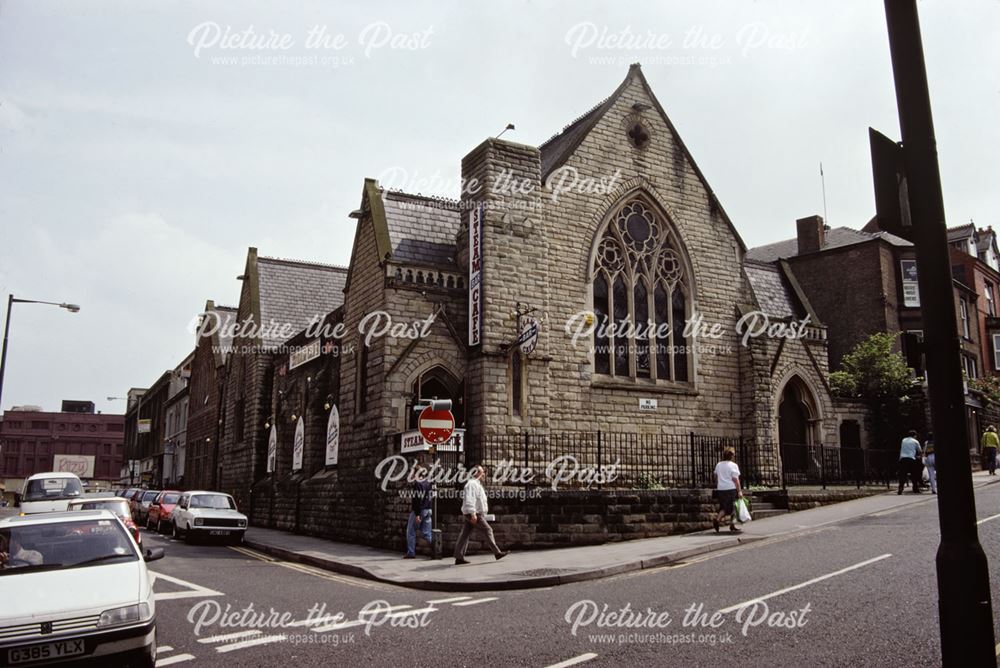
[736,497,752,523]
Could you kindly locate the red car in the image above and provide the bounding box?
[147,490,182,533]
[68,497,142,547]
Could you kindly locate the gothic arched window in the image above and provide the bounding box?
[592,199,690,382]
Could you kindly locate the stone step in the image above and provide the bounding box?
[750,509,789,520]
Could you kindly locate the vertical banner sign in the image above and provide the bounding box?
[468,204,484,346]
[900,259,920,307]
[266,425,277,474]
[292,417,304,471]
[325,405,340,466]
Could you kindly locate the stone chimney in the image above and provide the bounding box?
[796,215,826,255]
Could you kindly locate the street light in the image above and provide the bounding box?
[0,294,81,413]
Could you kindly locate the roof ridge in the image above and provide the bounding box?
[538,96,612,149]
[211,305,238,312]
[383,189,462,207]
[257,256,349,272]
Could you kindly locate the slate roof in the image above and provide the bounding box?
[745,226,912,263]
[947,223,975,244]
[381,190,462,267]
[744,261,800,319]
[256,257,348,346]
[539,97,614,180]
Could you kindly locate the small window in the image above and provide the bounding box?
[511,352,523,417]
[960,299,971,339]
[992,334,1000,371]
[986,282,996,317]
[356,341,369,412]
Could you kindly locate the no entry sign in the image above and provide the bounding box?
[418,405,455,445]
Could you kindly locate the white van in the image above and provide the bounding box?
[18,472,84,514]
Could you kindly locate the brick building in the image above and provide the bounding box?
[184,301,236,490]
[753,216,986,451]
[0,403,125,503]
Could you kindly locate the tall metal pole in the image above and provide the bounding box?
[0,294,14,414]
[883,2,995,664]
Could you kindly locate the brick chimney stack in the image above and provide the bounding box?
[796,215,826,255]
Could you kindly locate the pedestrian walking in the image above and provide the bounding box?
[404,462,433,559]
[454,465,509,565]
[898,430,923,494]
[981,426,999,475]
[924,432,937,495]
[712,447,743,534]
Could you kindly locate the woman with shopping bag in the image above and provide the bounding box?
[713,447,744,533]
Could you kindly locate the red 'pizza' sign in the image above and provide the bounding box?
[418,406,455,445]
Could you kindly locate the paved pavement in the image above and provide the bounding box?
[242,474,1000,591]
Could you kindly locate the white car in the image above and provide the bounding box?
[171,491,248,544]
[17,472,84,515]
[0,510,163,667]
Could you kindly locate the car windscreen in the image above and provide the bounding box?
[190,494,236,510]
[161,493,181,505]
[22,477,83,502]
[75,500,130,517]
[0,519,138,574]
[142,491,160,502]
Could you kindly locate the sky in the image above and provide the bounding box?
[0,0,997,414]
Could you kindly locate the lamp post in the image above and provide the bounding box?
[0,294,80,413]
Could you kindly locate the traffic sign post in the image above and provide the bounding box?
[418,405,455,445]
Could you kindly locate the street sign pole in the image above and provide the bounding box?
[883,2,996,663]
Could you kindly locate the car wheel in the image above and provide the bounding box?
[171,521,181,540]
[146,516,154,530]
[184,523,194,544]
[157,520,164,533]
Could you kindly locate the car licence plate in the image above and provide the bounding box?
[208,529,231,536]
[9,639,86,664]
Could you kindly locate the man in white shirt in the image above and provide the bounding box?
[712,447,744,533]
[454,466,508,565]
[0,533,43,569]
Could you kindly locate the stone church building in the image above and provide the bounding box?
[210,65,860,549]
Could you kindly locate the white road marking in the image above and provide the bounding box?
[311,619,368,633]
[156,654,196,666]
[150,571,225,601]
[426,595,472,604]
[717,554,893,614]
[197,630,261,644]
[214,635,286,653]
[158,645,173,652]
[544,653,599,668]
[977,513,1000,525]
[452,597,499,607]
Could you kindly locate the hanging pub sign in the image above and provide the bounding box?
[292,417,304,471]
[325,405,340,466]
[517,317,539,355]
[900,259,920,308]
[266,425,277,474]
[469,204,484,346]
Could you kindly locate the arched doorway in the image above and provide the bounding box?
[778,375,819,475]
[407,365,465,429]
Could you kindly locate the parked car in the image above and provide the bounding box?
[146,491,181,533]
[126,490,146,520]
[0,510,162,667]
[132,491,160,525]
[17,472,84,515]
[69,498,142,548]
[171,491,247,544]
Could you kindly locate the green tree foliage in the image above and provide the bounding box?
[829,333,921,448]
